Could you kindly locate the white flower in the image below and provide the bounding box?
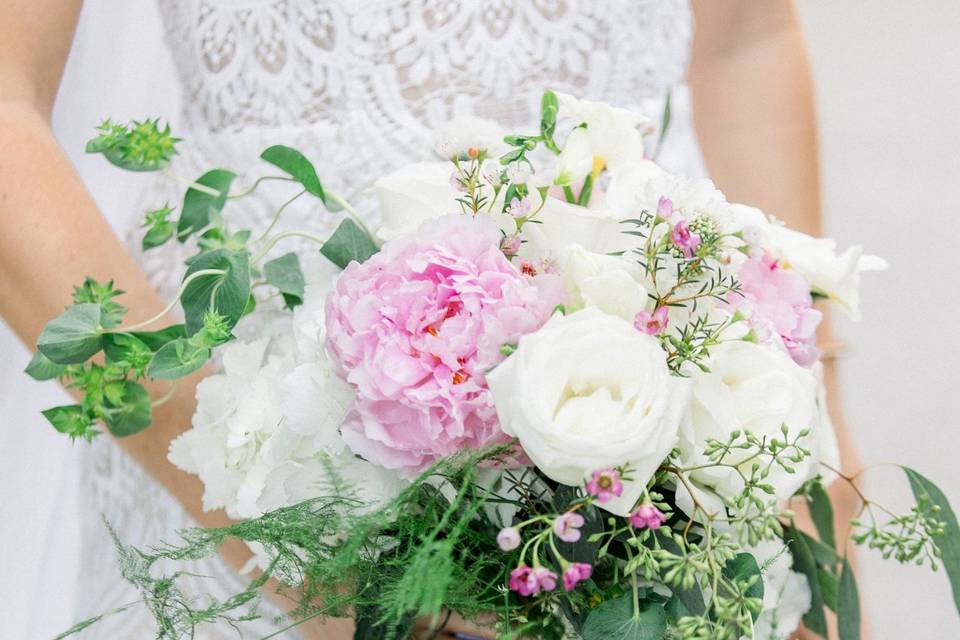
[560,243,653,321]
[554,92,649,181]
[728,203,887,319]
[434,115,507,158]
[675,341,822,518]
[749,538,813,639]
[374,161,512,242]
[505,160,533,184]
[487,307,690,516]
[520,192,633,259]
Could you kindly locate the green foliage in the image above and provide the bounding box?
[837,559,861,640]
[103,333,153,374]
[179,249,250,335]
[41,404,98,441]
[263,251,306,308]
[260,145,327,202]
[101,379,152,437]
[130,325,186,351]
[903,467,960,614]
[24,350,67,381]
[177,169,236,241]
[36,303,105,364]
[86,118,179,171]
[581,595,667,640]
[783,525,828,636]
[146,338,210,380]
[142,204,177,250]
[806,480,837,550]
[321,218,379,269]
[539,90,560,153]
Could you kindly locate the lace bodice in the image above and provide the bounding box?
[77,1,702,637]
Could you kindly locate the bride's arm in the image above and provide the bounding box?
[690,1,863,638]
[0,2,359,637]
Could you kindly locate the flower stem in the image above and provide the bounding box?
[113,268,226,332]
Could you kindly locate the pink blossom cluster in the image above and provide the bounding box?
[325,215,562,474]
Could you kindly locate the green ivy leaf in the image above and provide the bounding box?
[177,169,236,241]
[103,333,153,372]
[581,596,667,640]
[903,466,960,616]
[784,525,828,636]
[260,145,326,202]
[41,404,98,441]
[180,249,251,335]
[320,218,378,269]
[263,251,305,309]
[37,303,105,364]
[101,380,152,437]
[146,338,211,380]
[24,351,68,381]
[807,480,837,549]
[130,325,187,351]
[837,559,861,640]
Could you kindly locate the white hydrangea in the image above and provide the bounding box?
[749,538,813,640]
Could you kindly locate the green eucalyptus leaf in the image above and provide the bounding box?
[818,566,839,612]
[41,404,97,440]
[903,466,960,615]
[101,380,152,437]
[320,218,378,269]
[130,325,187,351]
[263,252,305,309]
[837,559,861,640]
[37,303,104,364]
[24,351,67,381]
[784,525,828,636]
[260,145,326,201]
[180,249,251,335]
[177,169,236,241]
[146,338,211,380]
[807,480,837,549]
[103,333,153,371]
[581,595,667,640]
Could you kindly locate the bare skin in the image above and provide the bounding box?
[0,1,855,638]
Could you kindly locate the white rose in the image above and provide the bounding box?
[520,193,633,259]
[560,243,653,320]
[728,203,887,319]
[487,307,690,516]
[374,161,512,242]
[676,341,822,518]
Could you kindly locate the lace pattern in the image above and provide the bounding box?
[76,1,699,636]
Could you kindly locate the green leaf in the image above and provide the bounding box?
[540,90,559,151]
[101,380,152,437]
[37,303,104,364]
[784,525,828,637]
[903,466,960,616]
[837,559,861,640]
[260,145,326,201]
[146,338,211,380]
[86,119,178,172]
[263,252,305,309]
[103,333,153,371]
[177,169,236,241]
[581,596,667,640]
[72,277,126,328]
[130,325,186,351]
[41,404,97,440]
[723,553,764,621]
[24,351,67,381]
[142,220,176,250]
[818,566,839,612]
[807,480,837,549]
[320,218,378,269]
[180,249,251,335]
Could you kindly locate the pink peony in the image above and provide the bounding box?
[325,215,562,474]
[732,254,822,366]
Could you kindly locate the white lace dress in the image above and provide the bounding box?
[76,1,706,637]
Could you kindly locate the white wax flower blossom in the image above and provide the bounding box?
[675,341,823,518]
[434,115,507,158]
[728,203,887,319]
[560,243,653,321]
[487,307,690,516]
[553,92,649,183]
[374,161,513,242]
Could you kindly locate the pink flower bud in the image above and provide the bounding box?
[497,526,521,551]
[552,512,586,543]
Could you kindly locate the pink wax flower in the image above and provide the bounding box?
[531,566,558,592]
[731,254,823,367]
[657,196,674,220]
[326,215,563,474]
[634,306,669,335]
[497,527,521,551]
[670,219,702,258]
[562,562,593,592]
[553,512,585,543]
[506,195,533,219]
[629,504,667,530]
[586,469,624,503]
[509,565,558,596]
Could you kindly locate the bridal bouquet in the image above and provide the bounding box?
[31,93,958,640]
